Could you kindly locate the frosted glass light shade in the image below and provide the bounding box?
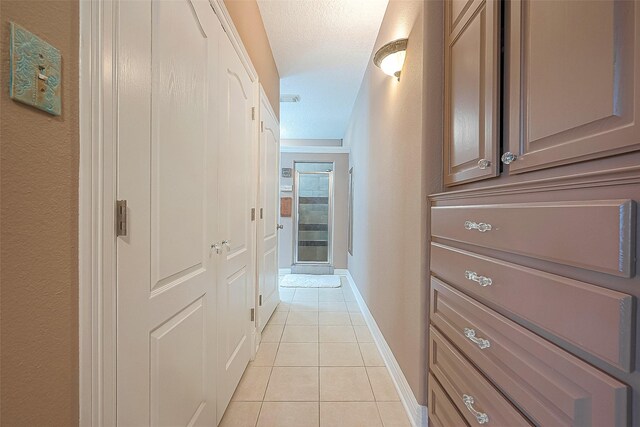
[373,38,408,80]
[380,50,406,78]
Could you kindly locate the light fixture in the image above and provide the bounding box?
[373,38,408,81]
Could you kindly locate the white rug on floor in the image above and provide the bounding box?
[279,274,341,288]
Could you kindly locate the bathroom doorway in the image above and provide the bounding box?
[292,162,335,274]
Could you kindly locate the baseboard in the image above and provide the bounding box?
[337,269,428,427]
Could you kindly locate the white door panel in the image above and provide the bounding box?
[257,89,281,331]
[117,0,218,425]
[216,28,256,422]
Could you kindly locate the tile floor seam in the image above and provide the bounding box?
[224,277,410,426]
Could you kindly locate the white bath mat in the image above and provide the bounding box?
[280,274,341,288]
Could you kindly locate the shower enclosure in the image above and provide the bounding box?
[292,162,334,274]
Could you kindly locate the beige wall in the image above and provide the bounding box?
[282,139,343,147]
[0,1,80,425]
[279,153,350,269]
[224,0,280,119]
[343,0,443,405]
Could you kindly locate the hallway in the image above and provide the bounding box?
[220,277,411,427]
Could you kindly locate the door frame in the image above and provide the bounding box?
[292,162,336,266]
[78,1,259,424]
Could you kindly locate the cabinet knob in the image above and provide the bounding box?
[501,152,518,165]
[477,159,491,169]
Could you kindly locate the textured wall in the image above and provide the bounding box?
[279,153,350,269]
[224,0,280,119]
[0,1,80,425]
[343,0,443,405]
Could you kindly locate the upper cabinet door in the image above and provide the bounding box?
[444,0,500,186]
[505,0,640,174]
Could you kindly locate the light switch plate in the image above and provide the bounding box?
[9,22,61,116]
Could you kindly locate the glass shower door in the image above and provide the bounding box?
[294,165,333,265]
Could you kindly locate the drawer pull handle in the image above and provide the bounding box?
[462,394,489,424]
[465,270,493,287]
[464,328,491,350]
[464,221,492,232]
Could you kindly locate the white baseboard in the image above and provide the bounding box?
[337,269,428,427]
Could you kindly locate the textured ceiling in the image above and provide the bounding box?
[257,0,389,139]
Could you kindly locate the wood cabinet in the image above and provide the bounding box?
[434,0,640,424]
[445,0,640,183]
[444,0,500,185]
[505,0,640,174]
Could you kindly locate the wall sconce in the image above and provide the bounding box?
[373,38,408,81]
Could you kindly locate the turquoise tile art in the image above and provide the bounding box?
[9,22,61,116]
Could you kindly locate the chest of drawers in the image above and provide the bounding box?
[428,196,637,426]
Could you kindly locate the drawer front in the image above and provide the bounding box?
[428,374,469,427]
[430,277,629,427]
[429,327,532,427]
[431,200,635,277]
[431,242,634,371]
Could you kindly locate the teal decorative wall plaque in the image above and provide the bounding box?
[9,22,62,116]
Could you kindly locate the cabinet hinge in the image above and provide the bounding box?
[260,208,263,219]
[250,308,255,322]
[251,107,256,120]
[116,200,128,237]
[251,208,256,221]
[259,295,263,306]
[260,121,264,132]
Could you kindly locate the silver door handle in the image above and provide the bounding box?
[211,243,222,254]
[462,394,489,424]
[222,240,231,251]
[464,221,492,232]
[464,328,491,350]
[465,271,492,287]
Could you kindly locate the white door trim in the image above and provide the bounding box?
[79,0,118,424]
[79,1,260,424]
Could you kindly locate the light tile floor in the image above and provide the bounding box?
[220,276,412,427]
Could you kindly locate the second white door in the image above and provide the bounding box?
[257,87,281,331]
[216,23,258,422]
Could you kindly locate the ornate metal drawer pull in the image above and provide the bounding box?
[462,394,489,424]
[465,271,493,287]
[464,221,492,232]
[464,328,491,350]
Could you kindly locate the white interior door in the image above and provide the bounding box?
[257,88,281,331]
[116,0,218,425]
[216,28,257,421]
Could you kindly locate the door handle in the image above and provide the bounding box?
[222,240,231,251]
[277,224,284,230]
[211,243,222,254]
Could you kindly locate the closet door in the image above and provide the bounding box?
[257,87,281,332]
[216,24,257,422]
[505,0,640,174]
[444,0,500,186]
[116,0,218,424]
